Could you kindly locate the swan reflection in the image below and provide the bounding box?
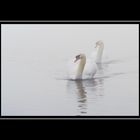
[75,81,87,114]
[67,77,104,115]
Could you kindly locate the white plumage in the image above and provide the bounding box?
[67,40,106,80]
[67,54,97,80]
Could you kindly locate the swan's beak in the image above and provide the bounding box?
[74,55,80,63]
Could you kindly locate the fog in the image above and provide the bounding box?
[1,24,139,116]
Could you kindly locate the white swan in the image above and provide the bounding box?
[90,40,104,63]
[67,53,97,80]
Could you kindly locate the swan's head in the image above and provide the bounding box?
[95,40,104,48]
[74,53,86,63]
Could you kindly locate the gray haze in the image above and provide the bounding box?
[1,24,139,116]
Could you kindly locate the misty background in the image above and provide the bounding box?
[1,24,139,116]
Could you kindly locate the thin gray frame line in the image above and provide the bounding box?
[0,118,139,120]
[0,20,140,22]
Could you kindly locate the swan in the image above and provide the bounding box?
[92,40,119,64]
[90,40,104,63]
[67,53,97,80]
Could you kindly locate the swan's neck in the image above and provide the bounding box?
[96,45,104,63]
[76,57,86,79]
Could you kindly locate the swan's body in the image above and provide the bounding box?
[67,54,97,80]
[67,41,106,80]
[90,40,105,63]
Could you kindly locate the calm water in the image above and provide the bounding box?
[1,24,139,116]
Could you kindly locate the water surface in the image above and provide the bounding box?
[1,24,139,116]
